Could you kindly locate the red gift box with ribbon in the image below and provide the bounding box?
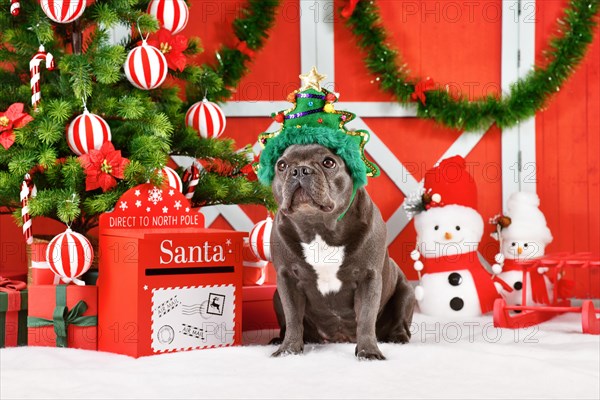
[0,277,28,348]
[27,284,97,350]
[27,238,60,285]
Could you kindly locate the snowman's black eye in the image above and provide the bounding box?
[524,243,529,248]
[513,281,523,290]
[455,226,461,231]
[434,225,439,231]
[511,242,516,247]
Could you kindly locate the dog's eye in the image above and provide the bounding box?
[322,157,336,169]
[277,160,287,171]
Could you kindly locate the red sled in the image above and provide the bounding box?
[493,253,600,334]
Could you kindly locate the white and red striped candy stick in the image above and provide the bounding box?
[20,174,36,245]
[183,162,200,201]
[30,45,55,110]
[10,0,20,16]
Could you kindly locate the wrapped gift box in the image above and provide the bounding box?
[242,283,278,332]
[27,284,97,350]
[98,183,245,358]
[0,278,28,348]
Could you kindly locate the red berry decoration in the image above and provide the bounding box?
[274,113,284,123]
[326,93,337,102]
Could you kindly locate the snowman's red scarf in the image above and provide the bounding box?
[502,259,551,305]
[421,251,505,314]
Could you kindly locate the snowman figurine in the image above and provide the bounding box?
[491,192,554,306]
[409,156,503,318]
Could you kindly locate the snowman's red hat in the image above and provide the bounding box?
[423,155,478,210]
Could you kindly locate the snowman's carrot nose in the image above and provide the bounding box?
[518,246,523,255]
[444,232,452,240]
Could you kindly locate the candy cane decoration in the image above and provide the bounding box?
[182,162,200,201]
[30,45,55,110]
[10,0,20,15]
[20,174,36,245]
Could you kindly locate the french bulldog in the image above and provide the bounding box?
[270,143,415,360]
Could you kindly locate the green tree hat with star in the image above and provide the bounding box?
[256,67,380,189]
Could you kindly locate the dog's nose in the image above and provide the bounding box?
[292,165,314,178]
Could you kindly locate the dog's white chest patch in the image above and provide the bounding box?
[301,234,345,295]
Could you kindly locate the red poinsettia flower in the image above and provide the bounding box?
[0,103,33,150]
[79,142,129,192]
[146,28,188,72]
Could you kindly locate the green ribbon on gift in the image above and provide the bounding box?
[27,285,97,348]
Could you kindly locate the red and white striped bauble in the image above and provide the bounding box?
[124,41,168,90]
[160,166,183,192]
[66,110,111,156]
[40,0,86,23]
[249,217,273,262]
[46,228,93,285]
[185,99,226,139]
[147,0,189,34]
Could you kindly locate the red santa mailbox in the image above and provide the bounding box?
[98,183,244,358]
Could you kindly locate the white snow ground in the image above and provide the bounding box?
[1,312,598,399]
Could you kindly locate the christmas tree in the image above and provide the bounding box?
[0,0,277,236]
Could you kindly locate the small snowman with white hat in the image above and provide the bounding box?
[490,191,554,306]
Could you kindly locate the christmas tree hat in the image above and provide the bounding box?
[257,67,380,188]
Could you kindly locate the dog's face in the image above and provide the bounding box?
[271,144,354,218]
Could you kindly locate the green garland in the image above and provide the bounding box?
[196,0,280,102]
[346,0,599,131]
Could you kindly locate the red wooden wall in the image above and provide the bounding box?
[1,1,598,294]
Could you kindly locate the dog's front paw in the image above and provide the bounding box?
[355,344,386,361]
[271,342,304,357]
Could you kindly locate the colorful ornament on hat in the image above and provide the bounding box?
[146,28,188,72]
[299,66,326,91]
[20,173,37,245]
[424,192,444,210]
[411,77,435,105]
[249,216,273,262]
[30,45,55,110]
[147,0,189,35]
[160,166,183,192]
[181,162,200,200]
[66,107,111,156]
[78,141,129,192]
[0,103,33,150]
[124,38,168,90]
[10,0,20,16]
[185,98,226,139]
[46,227,93,286]
[40,0,86,23]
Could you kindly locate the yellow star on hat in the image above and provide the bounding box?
[299,66,327,91]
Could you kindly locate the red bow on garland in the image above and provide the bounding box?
[236,41,255,58]
[411,78,435,105]
[341,0,360,18]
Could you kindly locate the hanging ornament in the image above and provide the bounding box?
[160,166,183,192]
[40,0,86,24]
[20,174,37,245]
[249,217,273,262]
[66,108,111,156]
[182,162,200,201]
[243,239,268,286]
[10,0,20,16]
[46,227,94,285]
[185,98,226,139]
[30,45,55,110]
[124,39,168,90]
[147,0,189,35]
